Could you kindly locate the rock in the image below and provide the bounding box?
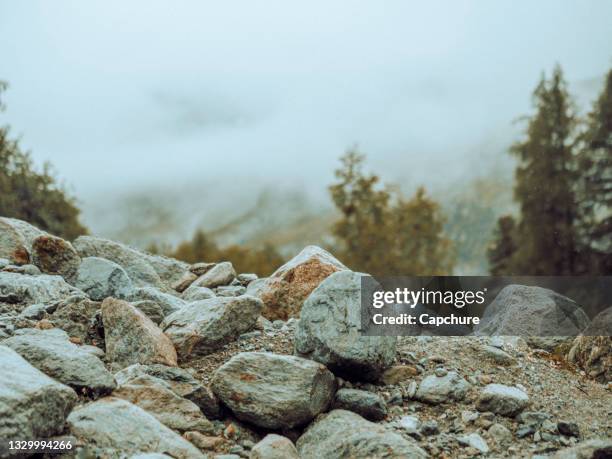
[192,261,236,289]
[67,398,204,458]
[0,217,44,265]
[480,345,516,365]
[457,433,489,454]
[131,454,173,459]
[113,374,214,434]
[133,300,165,325]
[190,262,216,276]
[420,420,439,436]
[294,270,397,381]
[0,345,77,456]
[31,234,81,280]
[0,272,81,307]
[48,295,102,344]
[381,365,419,385]
[296,409,428,459]
[3,328,115,394]
[211,352,336,429]
[74,257,134,301]
[18,302,50,320]
[182,285,216,302]
[216,285,246,297]
[332,388,387,421]
[415,371,471,404]
[162,295,262,359]
[183,431,225,450]
[0,257,9,269]
[252,245,347,320]
[397,415,421,435]
[102,298,177,370]
[74,236,190,289]
[488,423,513,445]
[526,336,575,352]
[476,384,529,417]
[250,434,299,459]
[551,439,612,459]
[236,273,258,286]
[474,285,590,337]
[557,421,580,438]
[114,363,221,419]
[567,308,612,383]
[172,271,198,293]
[130,286,186,316]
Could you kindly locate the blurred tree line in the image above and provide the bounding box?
[0,82,87,239]
[489,66,612,275]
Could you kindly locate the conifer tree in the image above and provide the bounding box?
[578,69,612,273]
[487,215,518,275]
[509,66,580,275]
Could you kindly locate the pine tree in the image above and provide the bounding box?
[510,66,580,275]
[578,69,612,273]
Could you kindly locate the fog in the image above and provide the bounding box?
[1,1,611,234]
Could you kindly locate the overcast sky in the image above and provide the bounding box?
[1,1,611,203]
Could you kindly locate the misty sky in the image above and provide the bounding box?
[1,1,611,204]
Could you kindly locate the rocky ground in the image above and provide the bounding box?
[0,216,610,459]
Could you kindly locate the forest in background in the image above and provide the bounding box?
[1,65,610,277]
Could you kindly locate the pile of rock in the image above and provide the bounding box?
[0,216,610,458]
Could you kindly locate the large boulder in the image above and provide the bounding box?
[294,270,397,381]
[67,398,204,459]
[191,261,236,289]
[474,285,590,336]
[251,245,347,320]
[102,298,177,370]
[296,409,428,459]
[31,234,81,281]
[0,346,77,457]
[113,374,214,434]
[0,272,82,308]
[161,295,262,359]
[114,364,220,419]
[211,352,336,429]
[0,217,45,265]
[73,236,190,289]
[3,328,115,394]
[74,257,134,301]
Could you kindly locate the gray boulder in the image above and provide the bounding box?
[476,384,529,417]
[0,217,45,265]
[102,298,177,370]
[48,295,102,344]
[74,257,134,301]
[0,272,82,308]
[192,261,236,289]
[113,374,214,434]
[551,439,612,459]
[457,433,489,454]
[294,270,397,381]
[31,234,81,281]
[296,409,428,459]
[114,363,220,419]
[67,397,205,459]
[416,371,471,404]
[74,236,189,289]
[211,352,336,429]
[332,388,387,421]
[3,328,115,394]
[0,345,77,457]
[131,286,186,316]
[162,295,262,359]
[132,300,165,325]
[475,285,590,336]
[250,434,299,459]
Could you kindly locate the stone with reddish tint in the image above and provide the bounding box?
[251,245,347,320]
[31,234,81,281]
